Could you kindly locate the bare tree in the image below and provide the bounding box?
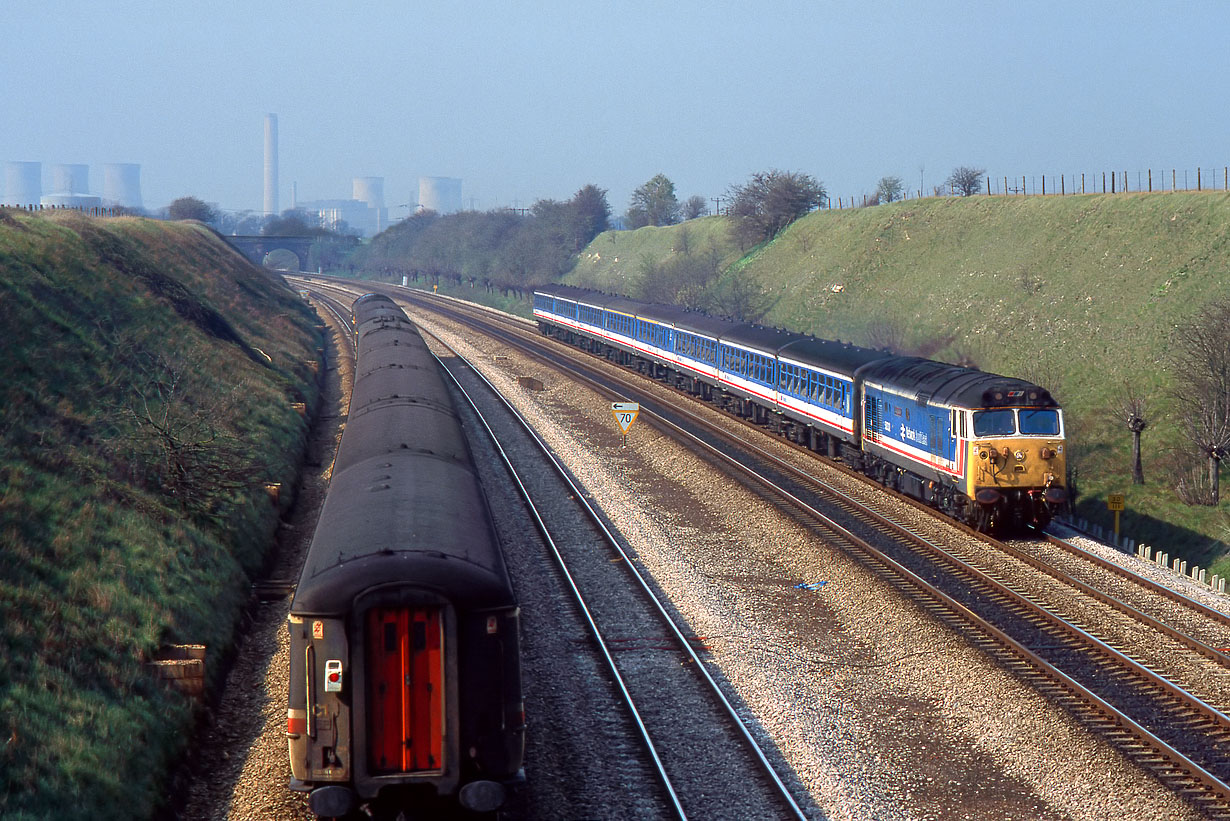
[115,350,264,513]
[875,175,905,203]
[946,166,986,196]
[633,234,724,310]
[712,273,775,323]
[1170,299,1230,503]
[726,169,826,248]
[681,195,709,220]
[1118,384,1149,485]
[864,319,907,353]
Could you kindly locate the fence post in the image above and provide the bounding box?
[1082,173,1086,194]
[1148,169,1152,192]
[1173,169,1176,190]
[1042,176,1046,196]
[1061,174,1065,195]
[1198,167,1202,191]
[1022,175,1026,196]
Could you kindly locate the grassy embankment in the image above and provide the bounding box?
[0,210,322,819]
[565,193,1230,573]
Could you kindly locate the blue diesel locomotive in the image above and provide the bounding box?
[533,284,1066,533]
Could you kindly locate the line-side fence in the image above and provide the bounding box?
[0,203,125,217]
[829,165,1230,210]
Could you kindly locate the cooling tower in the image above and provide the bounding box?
[102,163,143,209]
[264,113,278,216]
[352,176,384,209]
[51,163,89,195]
[41,193,102,209]
[3,161,41,206]
[418,176,462,214]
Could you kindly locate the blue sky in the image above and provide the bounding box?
[2,1,1226,216]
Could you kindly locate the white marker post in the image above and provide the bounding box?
[610,402,640,447]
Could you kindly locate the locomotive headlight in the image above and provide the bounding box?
[1014,449,1025,462]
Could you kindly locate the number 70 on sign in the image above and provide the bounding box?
[611,402,640,442]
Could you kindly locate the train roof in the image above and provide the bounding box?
[290,451,511,615]
[778,336,892,376]
[535,283,596,304]
[860,357,1060,408]
[636,302,733,338]
[291,294,514,615]
[719,323,800,352]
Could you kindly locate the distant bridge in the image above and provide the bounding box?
[222,234,315,270]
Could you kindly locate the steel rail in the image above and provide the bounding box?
[296,276,1230,816]
[421,323,810,821]
[385,286,1230,816]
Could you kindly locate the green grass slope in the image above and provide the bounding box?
[570,216,742,292]
[0,210,322,819]
[569,193,1230,570]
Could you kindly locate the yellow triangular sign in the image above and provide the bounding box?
[611,402,640,434]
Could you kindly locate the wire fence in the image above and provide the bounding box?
[829,165,1230,209]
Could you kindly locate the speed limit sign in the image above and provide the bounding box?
[610,402,640,433]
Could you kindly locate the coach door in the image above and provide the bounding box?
[366,607,445,774]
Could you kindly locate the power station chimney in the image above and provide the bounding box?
[264,113,279,216]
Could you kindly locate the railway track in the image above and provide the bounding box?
[300,277,1230,817]
[302,284,813,819]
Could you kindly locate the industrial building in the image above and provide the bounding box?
[294,176,388,237]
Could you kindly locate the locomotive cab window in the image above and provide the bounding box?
[972,409,1015,436]
[1019,409,1061,436]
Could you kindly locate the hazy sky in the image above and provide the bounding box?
[3,1,1226,216]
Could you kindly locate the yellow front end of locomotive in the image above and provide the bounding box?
[965,436,1067,509]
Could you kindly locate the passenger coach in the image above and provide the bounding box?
[288,294,524,819]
